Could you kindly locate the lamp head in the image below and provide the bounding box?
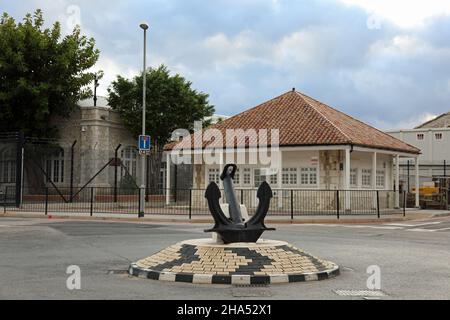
[140,22,149,30]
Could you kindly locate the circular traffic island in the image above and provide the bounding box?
[129,239,339,285]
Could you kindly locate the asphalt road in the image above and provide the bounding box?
[0,216,449,300]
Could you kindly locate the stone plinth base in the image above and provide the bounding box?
[129,239,339,284]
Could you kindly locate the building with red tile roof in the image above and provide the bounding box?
[164,89,421,208]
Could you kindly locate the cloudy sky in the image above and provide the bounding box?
[2,0,450,130]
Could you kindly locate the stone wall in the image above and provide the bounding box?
[319,150,343,189]
[49,106,136,188]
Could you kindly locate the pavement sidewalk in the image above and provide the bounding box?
[2,209,449,224]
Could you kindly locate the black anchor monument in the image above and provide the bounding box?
[129,163,340,284]
[204,163,275,244]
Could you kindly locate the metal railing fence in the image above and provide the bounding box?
[3,186,406,219]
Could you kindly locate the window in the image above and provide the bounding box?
[233,168,240,185]
[300,167,317,186]
[253,169,266,187]
[158,162,166,189]
[361,169,372,187]
[269,173,278,185]
[300,168,308,185]
[120,147,138,179]
[350,168,358,187]
[46,149,65,183]
[310,168,317,185]
[376,170,385,188]
[208,168,220,184]
[253,168,277,186]
[282,169,289,185]
[417,133,424,140]
[242,168,251,186]
[0,148,16,183]
[282,168,297,185]
[435,133,443,140]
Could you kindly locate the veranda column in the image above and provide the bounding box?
[219,151,224,189]
[219,151,224,203]
[277,150,283,208]
[395,154,400,208]
[166,152,171,205]
[415,156,420,208]
[344,148,351,211]
[372,152,377,209]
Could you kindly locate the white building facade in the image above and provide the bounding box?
[387,113,450,189]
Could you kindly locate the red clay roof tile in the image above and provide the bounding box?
[165,90,420,154]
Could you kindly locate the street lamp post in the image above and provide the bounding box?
[139,22,149,218]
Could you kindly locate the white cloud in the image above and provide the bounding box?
[274,27,337,70]
[377,112,438,130]
[92,56,138,96]
[200,27,341,73]
[340,0,450,28]
[202,31,268,69]
[368,35,428,57]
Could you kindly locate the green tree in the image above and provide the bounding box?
[0,9,100,138]
[108,65,215,191]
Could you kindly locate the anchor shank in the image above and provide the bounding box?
[222,176,243,224]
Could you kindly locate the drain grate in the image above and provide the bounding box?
[233,284,269,288]
[333,289,386,297]
[107,269,129,275]
[231,284,272,297]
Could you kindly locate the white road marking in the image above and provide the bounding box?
[386,222,442,227]
[341,225,404,230]
[407,228,437,232]
[408,227,450,232]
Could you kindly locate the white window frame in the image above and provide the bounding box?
[300,167,317,186]
[207,167,220,185]
[282,168,298,186]
[350,168,358,188]
[361,168,372,188]
[435,132,443,141]
[310,167,318,185]
[417,133,424,140]
[269,173,278,185]
[253,168,267,188]
[0,148,16,183]
[46,149,65,184]
[120,146,138,180]
[158,162,166,189]
[376,170,385,189]
[242,168,251,186]
[233,168,240,186]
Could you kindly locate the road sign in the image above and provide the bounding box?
[139,150,150,156]
[138,135,151,152]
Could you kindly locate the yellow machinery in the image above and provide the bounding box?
[411,186,439,196]
[411,178,450,209]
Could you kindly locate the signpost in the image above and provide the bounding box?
[139,135,151,155]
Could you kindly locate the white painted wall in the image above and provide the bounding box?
[196,149,393,190]
[349,151,392,190]
[388,128,450,165]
